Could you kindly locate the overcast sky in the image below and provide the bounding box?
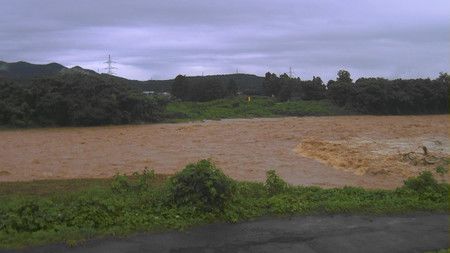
[0,0,448,81]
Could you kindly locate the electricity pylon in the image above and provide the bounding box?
[104,55,117,75]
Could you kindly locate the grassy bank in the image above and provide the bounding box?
[0,161,448,249]
[164,96,352,122]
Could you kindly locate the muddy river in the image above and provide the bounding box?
[0,115,448,189]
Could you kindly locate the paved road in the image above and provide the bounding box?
[4,214,448,253]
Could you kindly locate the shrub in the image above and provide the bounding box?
[66,196,119,229]
[111,174,130,193]
[265,170,288,195]
[2,200,60,233]
[435,166,448,175]
[168,159,235,210]
[403,171,439,192]
[111,169,155,193]
[398,172,449,203]
[402,171,448,201]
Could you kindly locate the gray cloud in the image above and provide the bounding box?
[0,0,448,80]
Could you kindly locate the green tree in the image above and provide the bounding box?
[226,79,238,96]
[0,74,168,127]
[301,76,326,100]
[436,72,449,84]
[337,69,352,83]
[171,75,189,100]
[262,72,281,97]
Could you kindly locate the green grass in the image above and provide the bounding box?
[0,165,448,249]
[164,96,351,122]
[0,175,168,197]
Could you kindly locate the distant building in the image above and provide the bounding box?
[143,91,155,95]
[143,91,171,97]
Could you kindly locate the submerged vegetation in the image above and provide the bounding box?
[0,160,448,249]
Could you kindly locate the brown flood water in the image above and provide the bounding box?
[0,115,448,189]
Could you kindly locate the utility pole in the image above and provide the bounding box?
[289,67,293,78]
[104,55,117,75]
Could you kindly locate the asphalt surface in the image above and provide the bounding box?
[3,214,448,253]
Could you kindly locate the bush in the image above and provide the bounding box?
[435,166,448,175]
[111,169,155,193]
[2,200,60,233]
[167,160,235,210]
[66,196,120,229]
[265,170,288,195]
[403,171,439,192]
[402,171,448,200]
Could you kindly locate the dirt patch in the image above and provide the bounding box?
[0,115,448,189]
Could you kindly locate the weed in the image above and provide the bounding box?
[111,168,155,193]
[435,166,448,175]
[265,170,288,195]
[403,171,440,192]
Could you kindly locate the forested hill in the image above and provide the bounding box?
[0,60,132,81]
[0,60,264,94]
[0,61,66,79]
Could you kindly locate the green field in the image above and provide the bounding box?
[0,160,447,249]
[164,96,352,122]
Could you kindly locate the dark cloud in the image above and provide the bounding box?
[0,0,448,80]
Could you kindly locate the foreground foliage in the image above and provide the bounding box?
[0,161,448,249]
[168,160,235,211]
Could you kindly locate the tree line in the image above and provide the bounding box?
[327,70,449,114]
[171,75,237,102]
[0,70,447,127]
[259,70,448,114]
[0,73,168,127]
[169,70,448,115]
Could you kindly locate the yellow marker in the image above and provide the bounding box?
[247,96,251,102]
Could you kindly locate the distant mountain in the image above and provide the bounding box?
[0,60,264,94]
[59,66,99,76]
[0,61,67,79]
